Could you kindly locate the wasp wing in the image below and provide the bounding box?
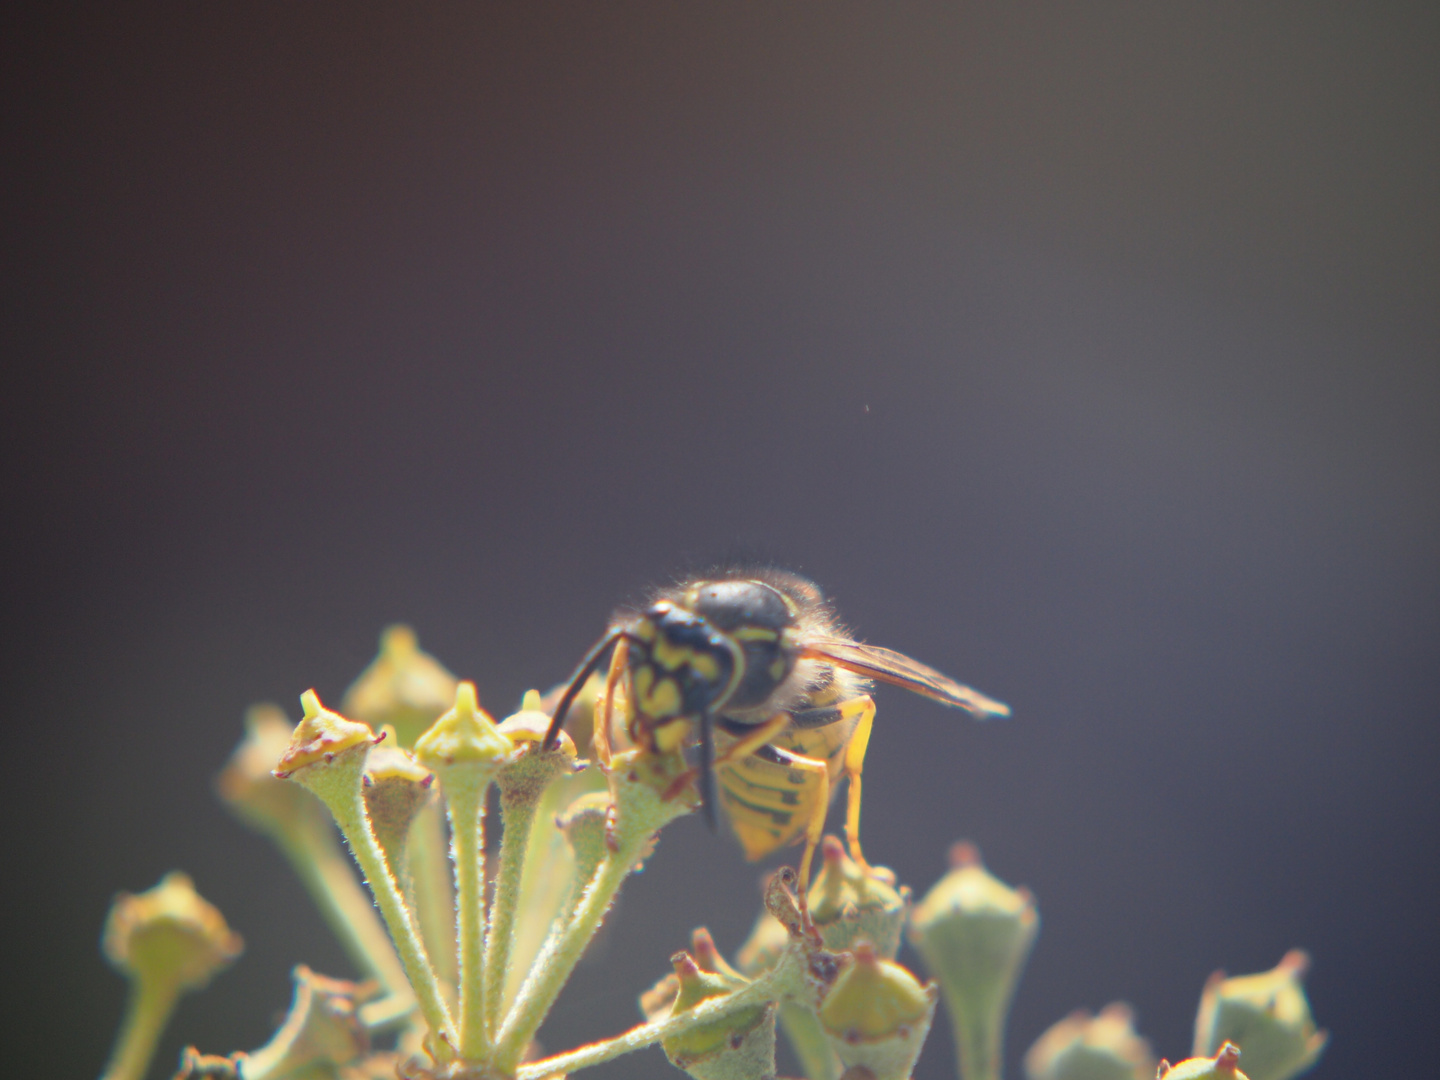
[800,638,1010,719]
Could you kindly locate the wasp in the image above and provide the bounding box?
[542,568,1009,891]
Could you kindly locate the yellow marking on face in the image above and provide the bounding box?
[689,650,720,681]
[636,668,662,720]
[769,657,788,681]
[632,665,656,710]
[649,636,723,685]
[651,635,691,671]
[732,626,780,643]
[637,668,682,719]
[653,717,690,753]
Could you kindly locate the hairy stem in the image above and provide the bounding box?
[484,794,538,1032]
[515,961,789,1079]
[444,778,490,1060]
[779,1000,843,1080]
[326,782,456,1050]
[408,802,458,994]
[100,975,180,1080]
[493,846,635,1069]
[276,819,412,1007]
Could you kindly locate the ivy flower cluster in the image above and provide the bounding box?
[98,626,1327,1080]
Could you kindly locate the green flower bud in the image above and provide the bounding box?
[690,926,745,980]
[557,790,614,892]
[1159,1042,1249,1080]
[101,873,243,1080]
[639,927,745,1024]
[807,835,910,959]
[216,704,331,843]
[238,965,375,1080]
[818,941,938,1080]
[342,625,458,747]
[907,841,1039,1080]
[272,690,379,783]
[1023,1003,1156,1080]
[411,681,515,776]
[1192,951,1327,1080]
[657,951,777,1080]
[104,871,243,993]
[496,707,581,808]
[361,726,436,867]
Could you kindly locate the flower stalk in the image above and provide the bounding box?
[276,690,456,1056]
[493,743,697,1070]
[486,709,580,1030]
[218,705,412,1005]
[100,872,242,1080]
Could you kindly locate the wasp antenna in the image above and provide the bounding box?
[697,711,719,831]
[543,629,622,749]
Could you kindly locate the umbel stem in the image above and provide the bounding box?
[517,955,798,1079]
[100,976,180,1080]
[443,777,489,1059]
[278,692,457,1052]
[273,817,413,1007]
[484,787,538,1030]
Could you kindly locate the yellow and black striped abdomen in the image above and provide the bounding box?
[714,693,871,861]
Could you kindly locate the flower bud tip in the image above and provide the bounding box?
[949,840,981,869]
[380,624,418,657]
[1276,949,1309,978]
[454,680,479,714]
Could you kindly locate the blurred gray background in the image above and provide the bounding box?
[3,5,1435,1078]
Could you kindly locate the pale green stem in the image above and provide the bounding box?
[444,778,490,1060]
[326,783,456,1049]
[275,819,413,1009]
[515,962,788,1079]
[100,975,180,1080]
[484,794,538,1033]
[502,778,580,1009]
[493,845,638,1069]
[408,802,458,993]
[947,994,1004,1080]
[779,1000,842,1080]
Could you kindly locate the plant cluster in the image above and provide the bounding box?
[99,626,1327,1080]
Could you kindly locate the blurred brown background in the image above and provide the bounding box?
[2,5,1435,1078]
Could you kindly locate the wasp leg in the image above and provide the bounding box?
[594,636,628,769]
[841,695,877,874]
[712,711,793,767]
[793,757,830,909]
[663,711,793,806]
